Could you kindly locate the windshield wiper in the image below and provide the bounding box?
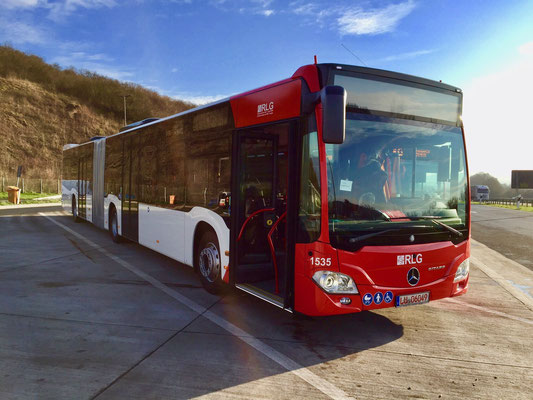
[348,228,402,243]
[429,218,463,238]
[388,215,463,238]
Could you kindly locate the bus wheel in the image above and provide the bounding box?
[109,207,121,243]
[72,197,80,223]
[197,231,223,294]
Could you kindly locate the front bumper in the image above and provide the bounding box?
[294,272,469,316]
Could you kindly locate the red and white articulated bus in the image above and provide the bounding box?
[62,63,470,316]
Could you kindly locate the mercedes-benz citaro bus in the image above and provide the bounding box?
[62,63,470,316]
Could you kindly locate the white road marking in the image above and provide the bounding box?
[39,212,355,400]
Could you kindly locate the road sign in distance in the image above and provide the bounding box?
[511,170,533,189]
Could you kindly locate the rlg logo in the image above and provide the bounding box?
[257,101,274,117]
[397,253,422,266]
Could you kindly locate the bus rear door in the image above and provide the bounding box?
[122,134,140,242]
[77,151,90,219]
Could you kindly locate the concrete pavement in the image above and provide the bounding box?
[471,204,533,270]
[0,207,531,399]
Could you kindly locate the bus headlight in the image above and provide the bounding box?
[454,258,470,282]
[312,271,358,294]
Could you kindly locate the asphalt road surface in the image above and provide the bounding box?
[471,204,533,271]
[0,205,531,399]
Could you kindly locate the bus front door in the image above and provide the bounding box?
[232,122,295,310]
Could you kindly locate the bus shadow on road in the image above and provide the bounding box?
[103,288,404,398]
[220,290,403,355]
[141,292,405,398]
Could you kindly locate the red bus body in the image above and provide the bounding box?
[230,64,469,316]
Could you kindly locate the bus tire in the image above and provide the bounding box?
[196,230,224,295]
[109,207,121,243]
[72,196,81,223]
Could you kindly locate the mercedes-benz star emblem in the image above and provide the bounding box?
[407,267,420,286]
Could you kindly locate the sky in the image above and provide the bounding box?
[1,0,532,184]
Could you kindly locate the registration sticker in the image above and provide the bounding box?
[339,179,353,191]
[396,292,430,307]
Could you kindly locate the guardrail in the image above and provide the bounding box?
[483,198,533,207]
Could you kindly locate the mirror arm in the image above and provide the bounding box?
[302,91,321,114]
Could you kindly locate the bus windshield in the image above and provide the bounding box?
[327,112,468,250]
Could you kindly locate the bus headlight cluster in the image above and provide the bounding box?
[454,258,470,282]
[312,271,358,294]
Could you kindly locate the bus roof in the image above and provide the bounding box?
[316,63,462,93]
[64,62,463,147]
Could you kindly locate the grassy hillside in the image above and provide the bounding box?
[0,76,120,178]
[0,46,193,179]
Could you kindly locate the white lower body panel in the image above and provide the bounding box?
[138,204,230,281]
[139,204,186,264]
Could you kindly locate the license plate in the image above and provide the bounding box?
[396,292,430,307]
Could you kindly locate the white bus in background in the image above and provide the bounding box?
[471,185,489,202]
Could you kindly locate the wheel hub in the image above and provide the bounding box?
[199,242,220,283]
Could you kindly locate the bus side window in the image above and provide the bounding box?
[185,133,231,211]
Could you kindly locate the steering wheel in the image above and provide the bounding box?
[359,192,376,206]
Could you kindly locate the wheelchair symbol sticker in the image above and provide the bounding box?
[384,291,393,303]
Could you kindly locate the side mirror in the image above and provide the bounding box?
[321,85,346,144]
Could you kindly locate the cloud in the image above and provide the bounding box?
[258,9,274,16]
[1,0,118,20]
[0,18,48,44]
[376,48,435,63]
[289,1,336,26]
[518,41,533,56]
[51,52,134,80]
[172,92,229,105]
[289,1,415,34]
[132,83,230,106]
[212,0,275,17]
[290,1,328,16]
[252,0,273,7]
[337,0,416,35]
[0,0,43,9]
[259,10,274,17]
[47,0,117,20]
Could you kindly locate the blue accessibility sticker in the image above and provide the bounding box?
[374,292,383,305]
[384,291,393,304]
[362,293,373,306]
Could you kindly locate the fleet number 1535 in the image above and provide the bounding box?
[310,257,332,266]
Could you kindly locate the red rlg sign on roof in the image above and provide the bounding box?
[230,79,301,128]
